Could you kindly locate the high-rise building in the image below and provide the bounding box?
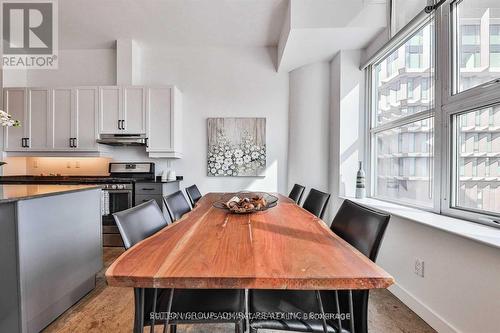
[374,10,500,213]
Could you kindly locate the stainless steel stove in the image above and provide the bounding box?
[101,162,155,247]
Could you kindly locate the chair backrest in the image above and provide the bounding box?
[163,190,192,222]
[288,184,306,204]
[330,199,390,261]
[185,184,202,207]
[302,188,331,219]
[113,200,168,250]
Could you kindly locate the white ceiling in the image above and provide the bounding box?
[58,0,287,49]
[277,0,388,72]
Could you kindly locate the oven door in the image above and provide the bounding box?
[102,189,133,247]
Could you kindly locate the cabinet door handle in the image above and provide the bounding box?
[118,120,122,130]
[69,138,73,147]
[21,138,26,147]
[141,188,155,191]
[122,119,125,130]
[25,138,30,148]
[73,138,77,148]
[145,137,149,148]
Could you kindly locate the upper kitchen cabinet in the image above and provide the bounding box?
[3,87,101,153]
[123,86,146,134]
[52,88,74,150]
[146,86,183,158]
[98,86,146,135]
[51,87,99,151]
[3,88,28,151]
[3,88,50,152]
[73,87,99,150]
[99,86,122,134]
[27,88,51,150]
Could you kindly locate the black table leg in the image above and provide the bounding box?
[134,288,145,333]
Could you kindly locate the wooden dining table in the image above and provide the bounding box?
[106,193,394,333]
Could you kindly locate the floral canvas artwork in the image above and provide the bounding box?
[207,118,266,177]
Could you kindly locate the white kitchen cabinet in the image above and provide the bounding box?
[52,88,73,149]
[27,88,51,150]
[146,86,183,158]
[49,87,99,151]
[3,88,28,151]
[122,86,146,134]
[98,86,146,135]
[3,88,51,151]
[3,87,100,153]
[73,87,99,150]
[99,86,122,134]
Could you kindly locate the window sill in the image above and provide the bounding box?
[340,196,500,249]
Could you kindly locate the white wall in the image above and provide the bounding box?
[329,50,365,217]
[376,215,500,333]
[288,62,330,194]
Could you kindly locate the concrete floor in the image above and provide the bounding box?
[43,248,436,333]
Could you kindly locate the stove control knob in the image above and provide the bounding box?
[117,184,124,190]
[112,184,117,189]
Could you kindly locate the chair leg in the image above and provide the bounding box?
[250,328,258,333]
[170,324,177,333]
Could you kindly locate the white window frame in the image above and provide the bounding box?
[365,0,500,228]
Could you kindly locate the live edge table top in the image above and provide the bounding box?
[106,193,394,290]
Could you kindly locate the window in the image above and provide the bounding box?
[371,20,434,208]
[407,79,414,99]
[453,106,500,215]
[490,25,500,67]
[365,0,500,227]
[454,1,500,93]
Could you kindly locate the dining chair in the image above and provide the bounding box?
[288,184,306,204]
[249,199,390,333]
[302,188,331,219]
[322,199,390,333]
[185,184,202,207]
[113,200,169,249]
[113,200,245,333]
[163,190,192,222]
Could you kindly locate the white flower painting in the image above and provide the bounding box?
[207,118,266,177]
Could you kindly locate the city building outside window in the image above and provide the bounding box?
[371,19,434,207]
[454,1,500,93]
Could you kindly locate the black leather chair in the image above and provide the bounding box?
[249,199,390,333]
[113,200,244,333]
[288,184,306,204]
[185,184,202,207]
[113,200,169,249]
[302,188,331,219]
[163,190,192,222]
[321,200,390,333]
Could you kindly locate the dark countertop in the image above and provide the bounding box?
[0,175,183,185]
[139,176,184,184]
[0,184,102,203]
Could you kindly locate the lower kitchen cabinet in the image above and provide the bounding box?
[134,181,180,222]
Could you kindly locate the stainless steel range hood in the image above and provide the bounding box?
[96,134,147,146]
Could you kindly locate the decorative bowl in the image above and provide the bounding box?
[213,192,278,214]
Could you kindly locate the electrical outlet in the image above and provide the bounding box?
[414,258,425,278]
[75,161,80,168]
[66,161,71,168]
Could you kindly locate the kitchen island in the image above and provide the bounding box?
[0,185,103,333]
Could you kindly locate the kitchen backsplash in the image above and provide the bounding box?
[2,157,111,176]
